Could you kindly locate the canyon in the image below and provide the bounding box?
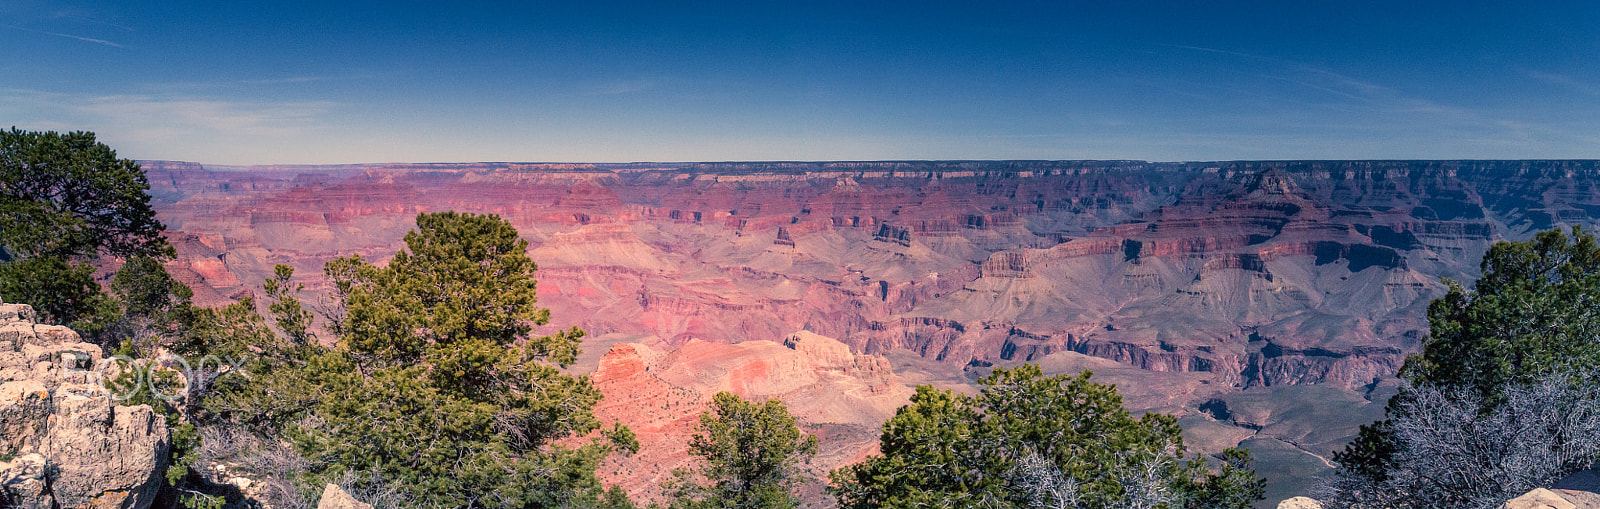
[139,159,1600,504]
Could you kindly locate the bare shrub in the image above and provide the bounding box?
[1319,372,1600,509]
[241,439,316,509]
[1008,446,1184,509]
[324,469,424,509]
[1013,449,1082,509]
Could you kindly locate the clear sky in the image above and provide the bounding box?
[3,1,1598,164]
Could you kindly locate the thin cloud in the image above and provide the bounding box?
[72,94,336,138]
[4,25,122,47]
[236,76,329,85]
[1169,44,1266,60]
[1,88,337,145]
[1526,70,1600,97]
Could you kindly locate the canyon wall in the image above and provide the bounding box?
[142,160,1600,394]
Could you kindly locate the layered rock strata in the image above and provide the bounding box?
[142,160,1600,392]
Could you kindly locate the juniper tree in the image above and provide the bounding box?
[668,392,819,509]
[0,128,171,334]
[287,211,635,507]
[829,365,1263,509]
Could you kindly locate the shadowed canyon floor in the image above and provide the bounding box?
[139,160,1600,505]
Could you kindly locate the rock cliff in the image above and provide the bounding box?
[0,299,170,508]
[144,160,1600,390]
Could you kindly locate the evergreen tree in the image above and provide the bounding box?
[285,211,634,507]
[0,127,168,260]
[0,255,119,334]
[668,392,819,509]
[0,127,171,335]
[126,213,638,508]
[1402,226,1600,397]
[830,365,1263,509]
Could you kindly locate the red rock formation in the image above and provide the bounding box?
[586,332,911,504]
[142,160,1600,395]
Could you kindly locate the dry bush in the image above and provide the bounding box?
[1319,372,1600,509]
[324,469,424,509]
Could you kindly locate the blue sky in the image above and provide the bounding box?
[3,1,1598,164]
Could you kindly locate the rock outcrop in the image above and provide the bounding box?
[0,299,170,509]
[1497,469,1600,509]
[317,484,374,509]
[1502,489,1580,509]
[1276,497,1323,509]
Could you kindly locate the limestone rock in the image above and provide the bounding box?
[0,453,51,509]
[1551,469,1600,508]
[42,395,170,508]
[318,483,374,509]
[1276,496,1323,509]
[1501,488,1578,509]
[0,299,171,509]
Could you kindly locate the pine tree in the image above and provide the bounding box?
[669,392,818,509]
[830,365,1263,509]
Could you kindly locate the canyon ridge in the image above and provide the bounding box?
[138,159,1600,505]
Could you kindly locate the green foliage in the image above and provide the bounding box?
[0,127,168,260]
[109,265,318,507]
[112,256,194,320]
[1401,226,1600,398]
[115,214,636,508]
[667,392,818,509]
[329,211,565,369]
[830,364,1263,509]
[1187,448,1267,509]
[280,212,627,507]
[0,128,170,339]
[1327,419,1397,488]
[108,256,198,349]
[261,264,314,346]
[0,255,119,334]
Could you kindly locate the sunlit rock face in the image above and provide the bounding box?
[583,331,913,504]
[142,159,1600,392]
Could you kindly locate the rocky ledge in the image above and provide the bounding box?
[0,299,170,509]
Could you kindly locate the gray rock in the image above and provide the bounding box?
[0,453,52,509]
[42,395,170,509]
[318,483,375,509]
[0,298,171,509]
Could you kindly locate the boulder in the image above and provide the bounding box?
[318,483,374,509]
[0,299,171,509]
[1501,488,1578,509]
[1277,496,1323,509]
[1551,469,1600,508]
